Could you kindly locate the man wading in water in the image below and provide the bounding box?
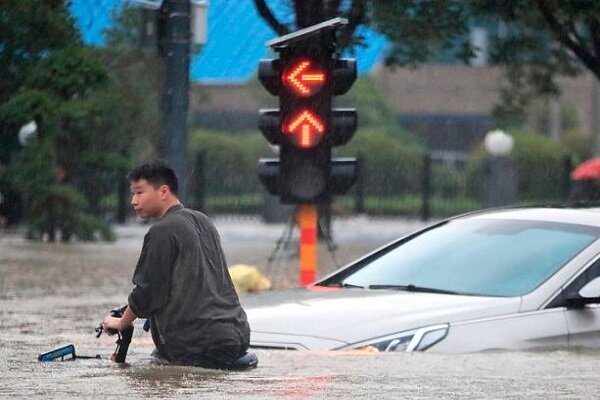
[103,160,252,369]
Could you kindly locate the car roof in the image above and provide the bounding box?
[455,205,600,227]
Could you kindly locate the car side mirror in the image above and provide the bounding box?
[566,277,600,309]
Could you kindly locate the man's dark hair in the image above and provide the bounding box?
[127,159,179,196]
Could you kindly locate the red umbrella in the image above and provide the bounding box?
[571,157,600,180]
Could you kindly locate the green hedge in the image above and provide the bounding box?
[204,194,262,214]
[336,128,424,196]
[466,131,570,201]
[334,195,480,217]
[200,194,480,217]
[340,77,421,144]
[188,129,271,197]
[189,127,425,200]
[188,128,573,215]
[186,77,427,213]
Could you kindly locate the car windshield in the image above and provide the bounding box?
[340,218,600,297]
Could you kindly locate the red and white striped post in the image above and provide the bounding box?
[297,204,317,285]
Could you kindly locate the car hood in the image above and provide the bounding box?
[241,287,521,349]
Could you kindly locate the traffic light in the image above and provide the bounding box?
[258,19,357,204]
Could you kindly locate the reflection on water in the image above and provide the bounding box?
[2,229,600,399]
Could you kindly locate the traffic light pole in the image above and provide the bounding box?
[298,204,317,285]
[161,0,190,203]
[257,18,357,286]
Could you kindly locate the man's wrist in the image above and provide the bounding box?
[121,305,138,327]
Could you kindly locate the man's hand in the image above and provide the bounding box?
[103,305,138,335]
[103,315,124,334]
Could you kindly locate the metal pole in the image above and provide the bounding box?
[161,0,190,203]
[592,78,600,156]
[548,95,561,143]
[562,155,572,200]
[420,153,431,221]
[355,155,365,213]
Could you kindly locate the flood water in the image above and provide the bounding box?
[1,219,600,399]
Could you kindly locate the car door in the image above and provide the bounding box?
[436,310,567,352]
[550,258,600,348]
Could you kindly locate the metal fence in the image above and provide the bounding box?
[193,152,575,222]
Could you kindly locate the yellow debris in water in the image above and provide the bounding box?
[228,264,272,293]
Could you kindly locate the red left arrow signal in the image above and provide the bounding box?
[284,110,325,148]
[283,59,326,96]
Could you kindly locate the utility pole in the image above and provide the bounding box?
[161,0,191,203]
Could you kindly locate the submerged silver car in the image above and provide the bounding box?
[243,206,600,353]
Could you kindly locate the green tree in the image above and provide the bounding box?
[100,4,162,160]
[252,0,469,55]
[0,0,79,102]
[0,44,119,241]
[465,1,598,125]
[0,1,130,241]
[98,5,166,220]
[253,1,600,122]
[466,130,570,201]
[0,0,78,165]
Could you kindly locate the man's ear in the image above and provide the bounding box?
[159,184,170,198]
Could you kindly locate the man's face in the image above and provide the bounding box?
[130,179,166,219]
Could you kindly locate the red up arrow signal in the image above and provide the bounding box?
[284,110,325,148]
[283,59,326,97]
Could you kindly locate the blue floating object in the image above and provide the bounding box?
[38,344,76,362]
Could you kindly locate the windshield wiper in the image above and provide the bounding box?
[321,282,365,289]
[368,284,459,295]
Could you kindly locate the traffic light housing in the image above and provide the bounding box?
[258,19,358,204]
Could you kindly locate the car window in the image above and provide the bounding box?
[341,219,600,297]
[547,257,600,308]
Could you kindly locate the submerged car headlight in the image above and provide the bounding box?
[343,324,449,353]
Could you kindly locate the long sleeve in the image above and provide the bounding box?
[128,225,178,319]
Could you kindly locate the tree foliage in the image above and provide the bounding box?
[99,5,163,161]
[253,1,600,118]
[370,0,472,66]
[0,1,149,241]
[0,41,119,241]
[466,130,570,201]
[0,0,79,102]
[253,0,368,49]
